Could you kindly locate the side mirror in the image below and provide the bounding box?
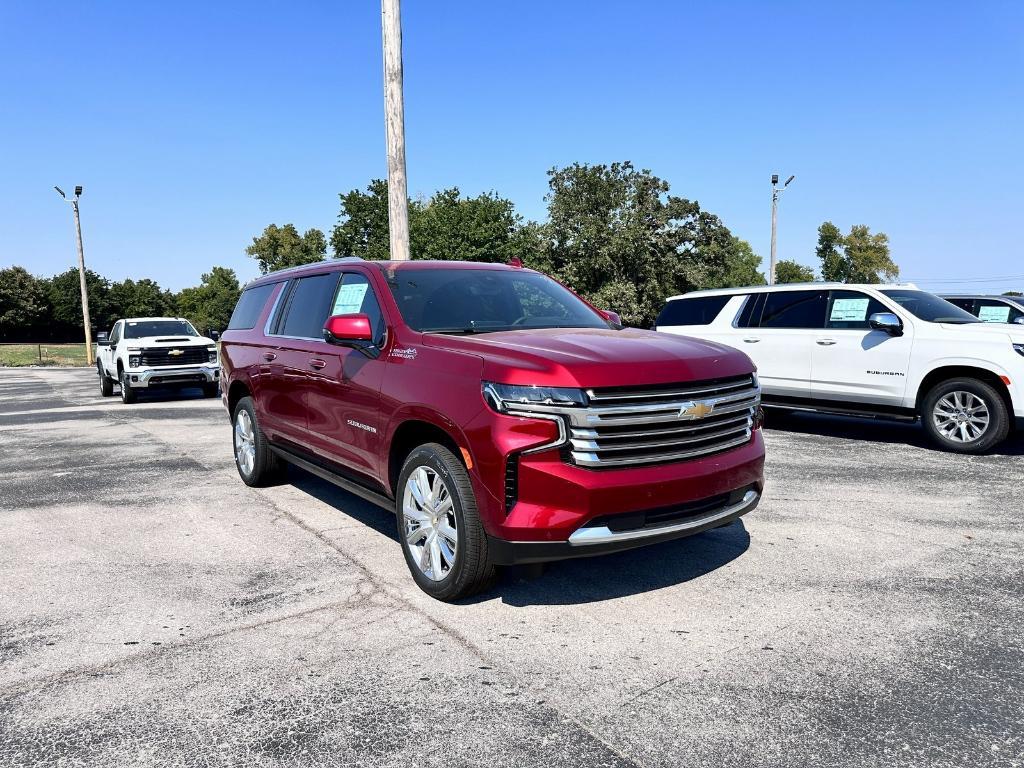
[208,330,220,342]
[96,332,110,346]
[869,312,903,337]
[323,315,372,346]
[600,309,623,328]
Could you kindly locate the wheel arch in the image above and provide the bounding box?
[387,414,472,496]
[227,380,251,418]
[915,365,1013,417]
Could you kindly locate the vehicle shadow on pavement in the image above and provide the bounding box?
[115,385,212,403]
[765,410,1024,456]
[289,466,751,606]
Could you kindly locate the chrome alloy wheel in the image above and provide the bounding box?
[234,409,257,476]
[933,391,990,443]
[402,466,458,581]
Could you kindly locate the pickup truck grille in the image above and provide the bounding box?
[568,375,760,468]
[140,347,209,367]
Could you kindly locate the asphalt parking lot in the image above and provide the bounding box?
[1,368,1022,767]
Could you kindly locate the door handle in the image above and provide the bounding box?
[309,358,327,370]
[816,339,837,346]
[742,337,761,343]
[262,352,277,362]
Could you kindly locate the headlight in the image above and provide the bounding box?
[482,382,587,413]
[207,346,218,363]
[1014,343,1024,357]
[128,355,141,368]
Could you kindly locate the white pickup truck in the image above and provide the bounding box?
[96,317,220,404]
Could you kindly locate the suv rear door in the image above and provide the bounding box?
[809,290,913,407]
[741,289,826,399]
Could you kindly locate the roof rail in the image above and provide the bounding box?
[259,256,363,280]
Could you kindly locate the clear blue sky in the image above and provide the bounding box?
[1,1,1022,292]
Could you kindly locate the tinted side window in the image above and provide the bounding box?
[228,284,276,330]
[278,274,342,338]
[825,290,890,330]
[656,295,731,327]
[331,273,385,341]
[736,294,764,328]
[975,298,1023,323]
[109,322,122,344]
[759,290,827,329]
[945,298,976,313]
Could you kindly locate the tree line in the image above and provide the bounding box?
[247,162,903,327]
[4,160,913,342]
[0,265,240,343]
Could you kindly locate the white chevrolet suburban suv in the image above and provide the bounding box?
[96,317,220,404]
[655,284,1024,453]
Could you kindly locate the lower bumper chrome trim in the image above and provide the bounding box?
[568,489,760,547]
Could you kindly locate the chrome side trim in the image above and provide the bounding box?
[568,490,759,546]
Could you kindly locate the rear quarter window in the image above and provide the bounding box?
[656,295,731,327]
[227,283,276,330]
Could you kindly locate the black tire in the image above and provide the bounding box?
[921,377,1009,454]
[119,370,137,404]
[231,396,286,487]
[98,362,113,397]
[396,443,498,601]
[203,382,220,398]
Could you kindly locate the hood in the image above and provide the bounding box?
[126,336,215,347]
[421,327,754,388]
[937,323,1024,344]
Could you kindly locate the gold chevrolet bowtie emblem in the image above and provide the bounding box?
[168,349,184,356]
[680,401,714,419]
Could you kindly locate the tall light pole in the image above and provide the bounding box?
[769,173,795,285]
[54,185,94,364]
[381,0,411,261]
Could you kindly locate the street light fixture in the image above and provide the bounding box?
[54,185,94,365]
[769,173,796,285]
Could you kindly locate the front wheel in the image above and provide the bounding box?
[396,443,498,602]
[119,371,137,404]
[921,378,1009,454]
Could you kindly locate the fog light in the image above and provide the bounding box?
[753,406,765,430]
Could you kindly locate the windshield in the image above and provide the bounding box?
[124,320,199,338]
[879,290,980,324]
[384,268,609,333]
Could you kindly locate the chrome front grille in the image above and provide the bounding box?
[570,375,760,468]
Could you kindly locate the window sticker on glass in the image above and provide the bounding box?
[333,283,368,315]
[830,297,870,322]
[978,305,1011,323]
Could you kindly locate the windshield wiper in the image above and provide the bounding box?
[424,326,505,335]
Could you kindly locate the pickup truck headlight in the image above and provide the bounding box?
[482,382,587,413]
[128,355,142,368]
[1014,343,1024,358]
[207,346,218,363]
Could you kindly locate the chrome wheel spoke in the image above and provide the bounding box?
[402,465,458,582]
[934,391,990,443]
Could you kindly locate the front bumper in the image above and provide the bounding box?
[486,486,760,565]
[122,365,219,388]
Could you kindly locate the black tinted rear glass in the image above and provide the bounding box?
[879,290,979,324]
[227,284,276,330]
[656,296,730,327]
[279,274,342,338]
[759,290,827,329]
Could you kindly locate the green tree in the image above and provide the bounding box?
[246,223,327,274]
[816,221,899,283]
[1002,290,1022,297]
[48,267,112,334]
[330,179,414,260]
[0,266,50,341]
[707,237,766,288]
[774,259,816,283]
[108,278,174,318]
[176,267,241,335]
[527,161,747,326]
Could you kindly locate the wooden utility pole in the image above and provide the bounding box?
[381,0,411,261]
[55,185,94,365]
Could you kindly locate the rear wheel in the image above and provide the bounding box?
[97,362,113,397]
[921,378,1009,454]
[232,396,286,486]
[396,443,498,601]
[119,370,137,404]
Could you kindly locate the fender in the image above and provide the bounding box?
[907,355,1020,411]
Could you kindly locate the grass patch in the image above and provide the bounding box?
[0,344,94,367]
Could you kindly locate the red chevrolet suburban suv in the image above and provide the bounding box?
[221,259,765,600]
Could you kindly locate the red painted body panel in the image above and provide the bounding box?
[221,260,766,549]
